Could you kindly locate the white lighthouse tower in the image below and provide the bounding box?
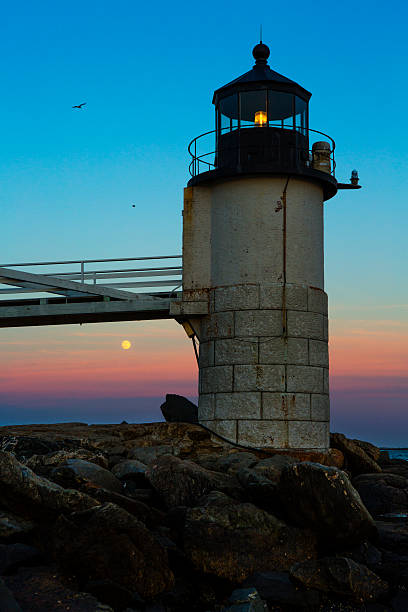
[178,42,359,451]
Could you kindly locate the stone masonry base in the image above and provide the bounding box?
[195,283,330,451]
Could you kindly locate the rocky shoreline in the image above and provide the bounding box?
[0,400,408,611]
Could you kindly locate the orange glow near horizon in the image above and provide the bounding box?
[0,316,407,402]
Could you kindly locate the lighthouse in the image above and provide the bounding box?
[179,42,359,451]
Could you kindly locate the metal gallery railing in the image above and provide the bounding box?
[0,255,183,297]
[188,125,336,178]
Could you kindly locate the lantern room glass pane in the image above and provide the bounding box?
[268,91,294,128]
[295,96,307,135]
[219,94,238,132]
[240,90,267,127]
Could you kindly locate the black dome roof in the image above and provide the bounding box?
[212,43,311,104]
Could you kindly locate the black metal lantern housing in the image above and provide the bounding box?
[188,42,337,200]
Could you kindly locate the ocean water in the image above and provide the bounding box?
[383,449,408,461]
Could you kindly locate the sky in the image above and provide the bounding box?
[0,0,407,446]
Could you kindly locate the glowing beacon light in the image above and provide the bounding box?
[254,110,267,126]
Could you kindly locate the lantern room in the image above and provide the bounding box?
[188,41,338,200]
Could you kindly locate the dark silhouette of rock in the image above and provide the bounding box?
[50,459,123,494]
[290,557,388,602]
[53,502,174,599]
[160,394,198,423]
[0,451,99,520]
[331,433,382,476]
[242,571,320,608]
[146,455,243,508]
[353,473,408,517]
[278,462,376,548]
[184,491,317,582]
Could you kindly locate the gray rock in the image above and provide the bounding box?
[278,462,377,547]
[253,455,297,483]
[184,491,317,582]
[352,473,408,517]
[0,511,34,541]
[27,449,109,474]
[0,578,22,612]
[216,452,258,474]
[111,460,147,486]
[160,394,198,424]
[50,459,123,493]
[0,451,99,520]
[224,587,268,611]
[290,556,388,602]
[127,445,174,464]
[146,455,243,508]
[242,571,320,607]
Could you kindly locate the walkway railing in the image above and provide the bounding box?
[0,255,183,297]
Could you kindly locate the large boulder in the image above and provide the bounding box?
[160,394,198,424]
[278,462,376,548]
[330,433,381,476]
[184,491,317,582]
[146,455,243,507]
[53,502,174,599]
[49,459,123,494]
[290,557,388,603]
[111,459,148,487]
[353,473,408,517]
[0,451,99,520]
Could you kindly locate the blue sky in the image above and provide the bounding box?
[1,0,407,445]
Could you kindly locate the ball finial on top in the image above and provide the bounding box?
[252,42,270,65]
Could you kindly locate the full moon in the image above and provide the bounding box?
[121,340,131,350]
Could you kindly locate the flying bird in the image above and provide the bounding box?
[72,102,87,109]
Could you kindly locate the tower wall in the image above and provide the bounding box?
[182,176,329,450]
